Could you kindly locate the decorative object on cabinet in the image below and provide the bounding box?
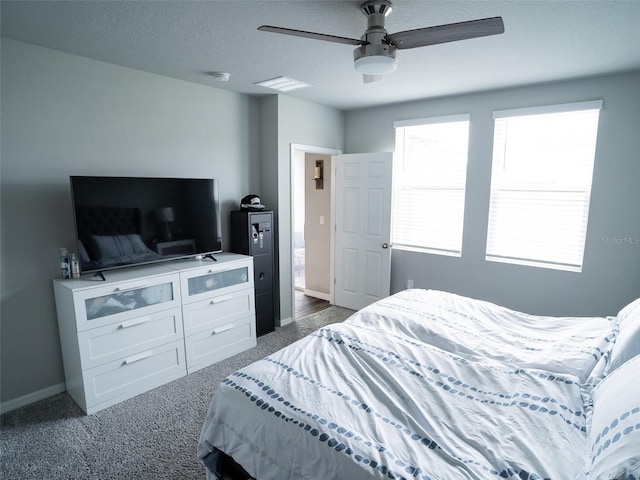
[239,194,266,211]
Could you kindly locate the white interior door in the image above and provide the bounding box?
[334,152,393,310]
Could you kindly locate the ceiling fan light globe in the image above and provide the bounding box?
[354,55,397,75]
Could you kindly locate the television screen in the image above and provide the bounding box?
[70,176,222,274]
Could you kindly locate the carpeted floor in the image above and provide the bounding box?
[0,306,355,480]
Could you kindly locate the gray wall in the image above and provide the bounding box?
[262,95,344,325]
[345,71,640,317]
[0,40,260,404]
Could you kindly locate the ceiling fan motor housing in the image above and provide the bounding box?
[354,0,397,74]
[353,42,397,72]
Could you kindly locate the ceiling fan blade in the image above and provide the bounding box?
[363,74,384,84]
[258,25,365,46]
[387,16,504,50]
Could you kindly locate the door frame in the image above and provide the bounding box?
[289,143,343,322]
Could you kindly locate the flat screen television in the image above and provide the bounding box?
[70,176,223,274]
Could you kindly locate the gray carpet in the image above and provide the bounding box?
[0,306,355,480]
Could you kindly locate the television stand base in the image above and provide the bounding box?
[194,254,217,261]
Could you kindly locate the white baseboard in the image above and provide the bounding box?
[0,382,66,415]
[303,289,331,302]
[279,316,293,327]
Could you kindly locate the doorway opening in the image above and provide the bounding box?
[290,144,342,321]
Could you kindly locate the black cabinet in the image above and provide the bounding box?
[230,210,275,336]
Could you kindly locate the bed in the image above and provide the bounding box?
[197,289,640,480]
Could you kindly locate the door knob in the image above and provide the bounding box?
[382,243,389,249]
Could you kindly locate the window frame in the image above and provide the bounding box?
[391,114,471,257]
[485,100,603,272]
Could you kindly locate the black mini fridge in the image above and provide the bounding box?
[229,210,275,336]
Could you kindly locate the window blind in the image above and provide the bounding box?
[486,101,602,272]
[392,115,470,256]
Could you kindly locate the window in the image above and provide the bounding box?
[392,115,470,256]
[486,101,602,272]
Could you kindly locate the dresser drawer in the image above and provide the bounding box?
[78,307,183,369]
[180,262,253,304]
[82,340,186,413]
[72,273,182,331]
[185,316,256,373]
[182,288,254,336]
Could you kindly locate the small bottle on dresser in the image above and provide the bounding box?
[60,248,71,279]
[69,253,80,278]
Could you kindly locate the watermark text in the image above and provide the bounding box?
[601,236,639,245]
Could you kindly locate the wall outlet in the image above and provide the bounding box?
[406,279,414,289]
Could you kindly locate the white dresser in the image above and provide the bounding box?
[53,253,256,414]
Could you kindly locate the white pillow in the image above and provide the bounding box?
[587,355,640,479]
[618,298,640,324]
[606,298,640,374]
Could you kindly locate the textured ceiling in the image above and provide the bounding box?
[2,0,640,110]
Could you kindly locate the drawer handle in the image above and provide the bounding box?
[122,350,153,365]
[212,324,234,335]
[118,317,149,329]
[114,283,148,293]
[209,294,233,305]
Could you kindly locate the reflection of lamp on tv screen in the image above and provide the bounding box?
[155,207,175,241]
[69,176,223,274]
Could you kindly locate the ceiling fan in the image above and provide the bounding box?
[258,0,504,83]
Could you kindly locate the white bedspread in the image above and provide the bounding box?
[353,290,615,383]
[198,289,616,480]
